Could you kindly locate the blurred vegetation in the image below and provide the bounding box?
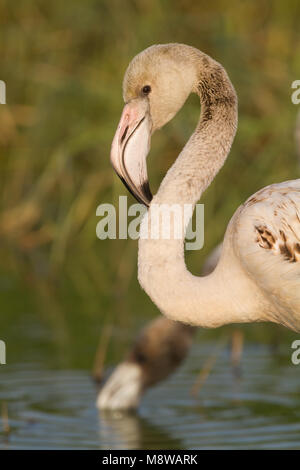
[0,0,299,368]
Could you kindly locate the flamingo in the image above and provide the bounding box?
[96,317,195,410]
[110,43,300,332]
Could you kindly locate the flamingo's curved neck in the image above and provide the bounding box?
[138,53,261,328]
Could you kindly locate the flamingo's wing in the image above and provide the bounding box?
[234,179,300,331]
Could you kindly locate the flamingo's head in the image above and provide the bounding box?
[110,44,197,206]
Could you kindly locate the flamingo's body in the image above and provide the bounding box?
[110,43,300,334]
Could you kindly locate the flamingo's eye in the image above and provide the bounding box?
[142,85,151,95]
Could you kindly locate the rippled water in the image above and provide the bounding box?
[1,342,300,449]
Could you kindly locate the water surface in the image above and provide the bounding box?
[1,338,300,449]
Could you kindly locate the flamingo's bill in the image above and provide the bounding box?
[110,99,153,207]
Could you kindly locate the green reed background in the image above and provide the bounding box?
[0,0,299,369]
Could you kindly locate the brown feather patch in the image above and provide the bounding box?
[255,225,275,250]
[255,225,300,263]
